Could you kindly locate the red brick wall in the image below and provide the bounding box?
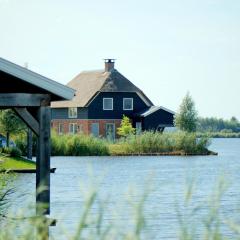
[51,119,122,137]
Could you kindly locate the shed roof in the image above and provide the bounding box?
[138,106,175,117]
[51,69,153,108]
[0,58,75,101]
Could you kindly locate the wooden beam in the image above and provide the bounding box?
[36,106,51,216]
[0,93,50,107]
[27,128,33,160]
[14,108,39,135]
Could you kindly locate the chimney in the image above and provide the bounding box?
[104,59,115,72]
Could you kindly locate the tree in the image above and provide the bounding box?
[117,115,135,137]
[174,92,198,132]
[0,110,25,147]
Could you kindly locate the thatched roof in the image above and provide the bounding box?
[51,69,153,108]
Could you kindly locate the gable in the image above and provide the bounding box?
[87,92,149,119]
[51,69,153,108]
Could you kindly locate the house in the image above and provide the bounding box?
[51,59,174,140]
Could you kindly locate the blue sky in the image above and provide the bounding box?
[0,0,239,119]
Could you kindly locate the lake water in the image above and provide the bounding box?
[10,138,240,239]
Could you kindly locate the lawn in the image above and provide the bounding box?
[0,153,36,170]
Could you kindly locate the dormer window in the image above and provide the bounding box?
[103,98,113,110]
[68,107,77,118]
[123,98,133,110]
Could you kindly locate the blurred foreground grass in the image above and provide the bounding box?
[1,173,240,239]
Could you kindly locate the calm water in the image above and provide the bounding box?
[10,138,240,239]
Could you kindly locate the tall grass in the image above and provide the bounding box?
[0,172,14,220]
[1,176,240,239]
[15,131,211,156]
[0,180,150,240]
[51,132,109,156]
[111,131,211,155]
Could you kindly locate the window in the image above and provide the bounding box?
[69,123,77,134]
[103,98,113,110]
[123,98,133,110]
[136,122,142,134]
[68,107,77,118]
[105,123,115,141]
[91,123,99,137]
[78,124,83,133]
[58,123,64,135]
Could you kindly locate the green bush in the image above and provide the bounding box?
[14,133,37,156]
[1,147,22,157]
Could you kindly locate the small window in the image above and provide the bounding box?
[103,98,113,110]
[136,122,142,134]
[78,124,83,133]
[69,123,77,134]
[58,123,64,135]
[68,107,77,118]
[123,98,133,110]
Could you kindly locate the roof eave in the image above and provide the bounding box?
[140,106,175,117]
[0,58,75,100]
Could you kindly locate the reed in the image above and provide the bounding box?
[111,131,211,155]
[51,132,109,156]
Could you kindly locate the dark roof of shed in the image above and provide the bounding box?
[137,106,175,117]
[0,57,75,101]
[51,69,153,108]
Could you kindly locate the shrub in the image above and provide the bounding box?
[14,133,37,156]
[1,147,22,157]
[117,115,135,137]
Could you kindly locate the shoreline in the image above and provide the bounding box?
[110,150,218,156]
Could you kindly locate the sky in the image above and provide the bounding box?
[0,0,239,119]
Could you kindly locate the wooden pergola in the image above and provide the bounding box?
[0,58,75,216]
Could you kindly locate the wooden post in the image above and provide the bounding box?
[27,128,33,160]
[36,106,51,216]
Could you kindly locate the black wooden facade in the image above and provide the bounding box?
[51,59,175,135]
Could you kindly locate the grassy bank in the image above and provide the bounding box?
[15,131,212,157]
[50,131,212,156]
[109,131,211,156]
[0,153,35,171]
[197,132,240,138]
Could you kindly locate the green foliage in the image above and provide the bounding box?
[197,132,240,138]
[117,115,135,137]
[1,147,22,157]
[51,132,109,156]
[197,116,240,133]
[0,110,26,147]
[15,133,37,156]
[111,131,210,155]
[15,131,211,156]
[174,92,198,132]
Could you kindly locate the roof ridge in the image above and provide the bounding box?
[80,69,104,73]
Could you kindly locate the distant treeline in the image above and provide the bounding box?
[197,117,240,133]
